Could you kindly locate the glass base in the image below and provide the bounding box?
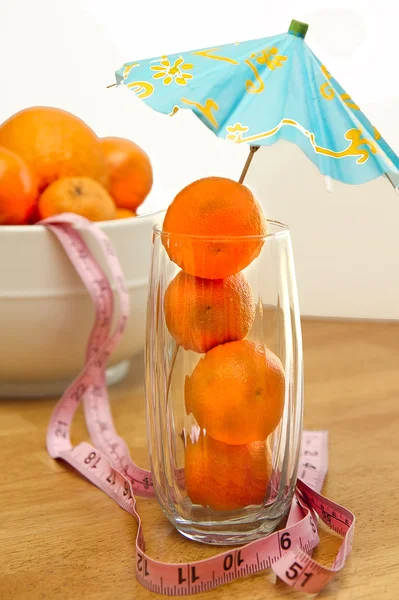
[173,507,289,546]
[0,360,130,398]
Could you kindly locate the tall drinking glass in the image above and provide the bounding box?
[145,220,303,544]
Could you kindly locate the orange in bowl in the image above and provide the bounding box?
[164,271,255,353]
[185,340,285,445]
[0,147,38,224]
[100,137,153,212]
[38,176,116,221]
[185,432,272,510]
[162,177,267,279]
[0,106,107,192]
[115,208,137,219]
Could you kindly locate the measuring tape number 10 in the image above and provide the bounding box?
[42,214,355,596]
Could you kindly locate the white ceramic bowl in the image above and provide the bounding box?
[0,211,165,397]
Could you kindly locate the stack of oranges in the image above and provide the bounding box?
[0,106,153,225]
[163,177,285,511]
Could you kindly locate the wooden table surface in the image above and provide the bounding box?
[1,319,399,600]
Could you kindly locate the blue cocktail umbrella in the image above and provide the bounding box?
[113,19,399,190]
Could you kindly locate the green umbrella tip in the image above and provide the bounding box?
[288,19,309,38]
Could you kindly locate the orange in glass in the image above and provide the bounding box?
[162,177,266,279]
[185,340,285,444]
[164,271,255,353]
[185,432,272,510]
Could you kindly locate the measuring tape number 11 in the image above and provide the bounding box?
[42,214,355,596]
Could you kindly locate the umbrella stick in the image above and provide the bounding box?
[106,83,117,88]
[239,145,260,184]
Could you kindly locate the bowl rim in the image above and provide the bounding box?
[0,208,167,234]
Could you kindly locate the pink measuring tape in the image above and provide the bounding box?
[42,214,355,595]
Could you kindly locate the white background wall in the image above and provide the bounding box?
[1,0,398,318]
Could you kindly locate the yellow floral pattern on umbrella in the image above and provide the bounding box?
[373,126,381,141]
[251,47,288,70]
[320,65,360,110]
[150,56,194,86]
[126,80,154,99]
[181,98,219,128]
[192,47,239,65]
[122,62,139,79]
[226,121,379,165]
[244,47,288,94]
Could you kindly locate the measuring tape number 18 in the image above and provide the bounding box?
[42,214,355,596]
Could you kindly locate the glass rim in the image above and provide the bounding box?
[153,218,290,241]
